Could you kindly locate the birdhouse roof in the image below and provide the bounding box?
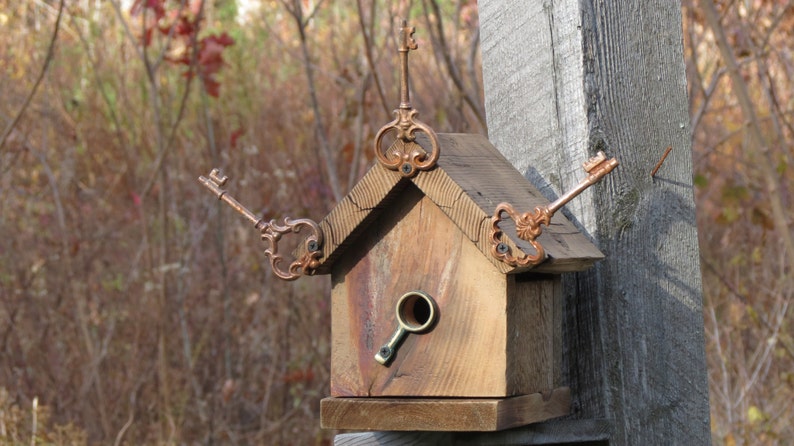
[307,133,603,275]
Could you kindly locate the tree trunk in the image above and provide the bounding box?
[476,0,711,444]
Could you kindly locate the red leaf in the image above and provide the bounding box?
[142,27,154,46]
[175,18,196,36]
[230,127,245,149]
[213,32,235,46]
[202,77,220,97]
[198,39,227,74]
[194,33,235,97]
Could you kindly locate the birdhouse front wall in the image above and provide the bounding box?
[329,184,560,398]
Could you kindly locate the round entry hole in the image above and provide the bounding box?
[397,292,438,332]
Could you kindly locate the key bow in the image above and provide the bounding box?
[198,168,323,281]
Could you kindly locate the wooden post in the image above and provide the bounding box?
[476,0,711,444]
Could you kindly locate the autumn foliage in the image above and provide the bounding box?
[685,1,794,444]
[0,0,792,444]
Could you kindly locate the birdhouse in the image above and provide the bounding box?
[198,22,617,433]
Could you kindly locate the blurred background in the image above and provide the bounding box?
[0,0,791,444]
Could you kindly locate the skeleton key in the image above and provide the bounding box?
[198,168,323,280]
[546,151,619,215]
[375,291,439,366]
[199,168,266,229]
[490,151,618,267]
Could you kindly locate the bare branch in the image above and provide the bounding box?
[356,0,391,117]
[0,0,66,151]
[286,0,343,202]
[699,0,794,265]
[422,0,486,130]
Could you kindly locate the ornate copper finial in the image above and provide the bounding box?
[374,20,440,178]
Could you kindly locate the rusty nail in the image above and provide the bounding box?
[650,146,673,178]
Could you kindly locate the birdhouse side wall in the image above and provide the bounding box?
[507,274,562,392]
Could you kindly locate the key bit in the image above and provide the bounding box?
[199,168,263,228]
[547,151,619,215]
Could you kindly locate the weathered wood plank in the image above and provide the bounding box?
[334,431,453,446]
[322,388,570,432]
[478,0,711,444]
[334,418,612,446]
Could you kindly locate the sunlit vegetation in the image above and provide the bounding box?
[686,1,794,444]
[0,1,481,443]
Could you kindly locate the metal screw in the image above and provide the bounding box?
[497,242,509,254]
[379,346,391,358]
[401,163,413,175]
[307,240,319,252]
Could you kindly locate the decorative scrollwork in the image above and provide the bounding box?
[489,203,550,267]
[260,217,323,281]
[374,110,440,178]
[374,21,439,178]
[198,168,323,281]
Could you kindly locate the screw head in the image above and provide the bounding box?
[307,240,319,252]
[379,346,391,358]
[497,243,509,254]
[401,163,413,175]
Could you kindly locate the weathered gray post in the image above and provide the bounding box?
[476,0,711,444]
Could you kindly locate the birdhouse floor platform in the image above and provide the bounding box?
[320,387,570,432]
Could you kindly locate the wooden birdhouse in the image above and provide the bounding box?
[198,21,617,433]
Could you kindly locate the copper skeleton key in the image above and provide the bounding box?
[490,151,618,267]
[198,168,323,281]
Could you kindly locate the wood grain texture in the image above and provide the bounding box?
[329,185,559,398]
[310,162,405,274]
[334,431,453,446]
[334,418,611,446]
[508,275,563,390]
[479,0,711,444]
[321,388,570,432]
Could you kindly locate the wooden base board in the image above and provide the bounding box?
[320,387,570,432]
